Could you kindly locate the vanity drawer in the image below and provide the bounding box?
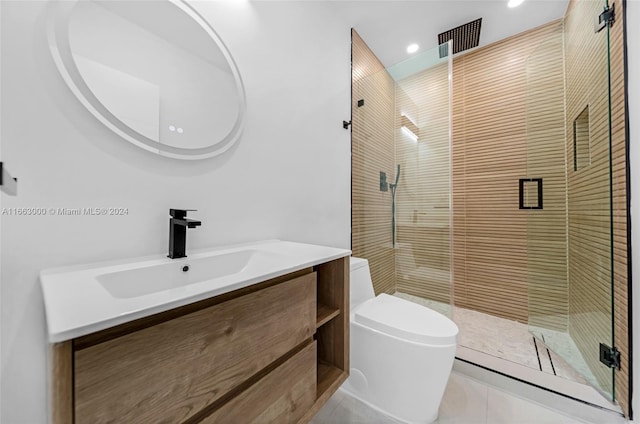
[201,341,317,424]
[74,272,317,424]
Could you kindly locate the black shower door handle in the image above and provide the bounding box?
[519,178,543,210]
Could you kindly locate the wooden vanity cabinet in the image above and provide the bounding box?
[200,342,318,424]
[51,257,349,424]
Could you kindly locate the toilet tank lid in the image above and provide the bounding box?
[350,257,369,271]
[355,294,458,346]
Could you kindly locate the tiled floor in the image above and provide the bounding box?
[310,372,625,424]
[394,292,594,388]
[529,323,604,391]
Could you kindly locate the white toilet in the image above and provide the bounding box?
[341,257,459,424]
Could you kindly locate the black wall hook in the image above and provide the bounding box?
[343,120,352,130]
[0,162,17,196]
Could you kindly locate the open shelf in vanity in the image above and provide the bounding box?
[302,257,350,422]
[316,303,341,328]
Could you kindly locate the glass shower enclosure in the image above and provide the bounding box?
[352,0,618,405]
[351,39,453,315]
[526,0,616,400]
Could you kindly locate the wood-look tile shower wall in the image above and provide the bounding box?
[394,59,451,304]
[353,22,568,320]
[351,30,396,295]
[450,21,567,326]
[523,25,568,333]
[564,0,629,413]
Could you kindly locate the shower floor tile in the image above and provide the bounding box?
[530,325,601,389]
[393,292,590,388]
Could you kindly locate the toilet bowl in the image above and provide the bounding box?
[341,257,458,424]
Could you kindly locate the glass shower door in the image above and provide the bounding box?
[351,35,452,315]
[526,0,615,400]
[391,41,453,318]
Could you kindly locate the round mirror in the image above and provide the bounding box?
[47,0,246,160]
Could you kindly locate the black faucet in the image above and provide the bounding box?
[168,209,201,259]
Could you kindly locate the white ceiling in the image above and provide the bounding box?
[329,0,569,67]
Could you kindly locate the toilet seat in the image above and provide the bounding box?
[354,294,458,346]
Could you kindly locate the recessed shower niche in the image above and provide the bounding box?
[46,0,246,159]
[574,106,591,171]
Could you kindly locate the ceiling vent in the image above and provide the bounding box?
[438,18,482,58]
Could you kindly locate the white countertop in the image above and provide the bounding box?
[40,240,351,343]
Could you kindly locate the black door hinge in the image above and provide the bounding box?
[595,4,615,33]
[599,343,621,370]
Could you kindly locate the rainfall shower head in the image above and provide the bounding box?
[438,18,482,58]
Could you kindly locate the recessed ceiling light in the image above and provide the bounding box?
[508,0,525,8]
[407,43,419,54]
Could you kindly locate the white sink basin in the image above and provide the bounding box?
[97,249,257,299]
[40,240,350,343]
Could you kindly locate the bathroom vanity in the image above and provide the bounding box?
[41,241,350,424]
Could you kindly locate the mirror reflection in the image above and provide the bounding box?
[49,0,246,159]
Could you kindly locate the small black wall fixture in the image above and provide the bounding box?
[519,178,543,210]
[380,172,388,192]
[0,162,18,196]
[343,120,352,130]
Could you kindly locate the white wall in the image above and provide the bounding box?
[0,0,3,420]
[629,0,640,419]
[0,1,351,423]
